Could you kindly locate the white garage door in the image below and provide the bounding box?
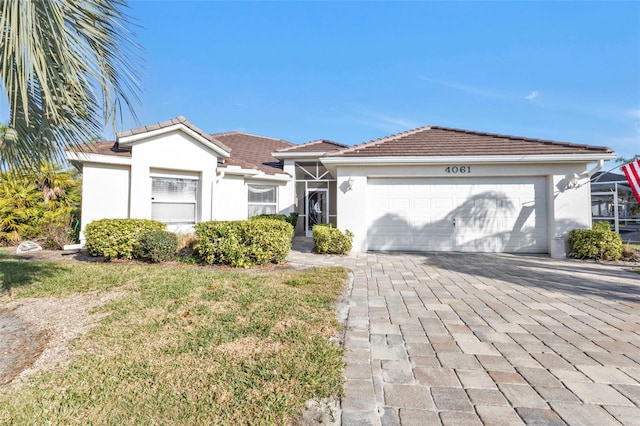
[366,176,548,253]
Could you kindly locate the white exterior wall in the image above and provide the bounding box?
[128,130,218,221]
[215,175,248,220]
[281,161,297,214]
[214,176,293,220]
[79,163,130,242]
[547,171,593,258]
[334,162,595,258]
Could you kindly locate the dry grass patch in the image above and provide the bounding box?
[0,253,347,425]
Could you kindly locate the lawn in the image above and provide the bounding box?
[0,253,348,425]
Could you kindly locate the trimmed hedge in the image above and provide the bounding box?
[84,219,165,259]
[194,219,293,267]
[568,222,623,261]
[134,230,179,263]
[313,225,353,255]
[251,212,299,228]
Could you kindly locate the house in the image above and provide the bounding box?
[591,171,639,234]
[67,116,615,258]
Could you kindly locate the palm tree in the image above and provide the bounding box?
[0,0,141,169]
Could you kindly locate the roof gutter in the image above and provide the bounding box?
[321,153,616,166]
[272,151,328,159]
[321,153,616,175]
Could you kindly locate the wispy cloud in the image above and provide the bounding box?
[628,109,640,119]
[418,76,507,99]
[525,91,539,101]
[347,104,421,134]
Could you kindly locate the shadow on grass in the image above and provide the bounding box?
[0,252,67,292]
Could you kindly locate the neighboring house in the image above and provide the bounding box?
[591,171,638,233]
[67,116,614,258]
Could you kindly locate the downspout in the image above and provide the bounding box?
[211,171,225,221]
[585,159,605,179]
[569,159,605,189]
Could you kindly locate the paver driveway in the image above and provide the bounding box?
[287,244,640,425]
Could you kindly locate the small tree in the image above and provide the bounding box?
[0,163,81,247]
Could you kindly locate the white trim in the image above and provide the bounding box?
[118,123,231,158]
[321,153,616,167]
[245,174,292,183]
[217,166,261,177]
[65,151,132,166]
[217,166,291,182]
[149,169,200,179]
[272,151,328,159]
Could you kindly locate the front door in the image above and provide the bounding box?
[306,189,328,236]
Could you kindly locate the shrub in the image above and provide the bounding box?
[313,225,354,255]
[134,230,178,263]
[251,212,299,228]
[0,164,81,247]
[194,219,293,267]
[84,219,165,259]
[568,224,623,261]
[592,221,611,232]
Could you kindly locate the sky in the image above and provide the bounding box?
[115,0,639,167]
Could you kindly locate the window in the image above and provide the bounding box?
[151,176,198,224]
[248,184,277,217]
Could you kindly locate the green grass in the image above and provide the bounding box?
[0,253,348,425]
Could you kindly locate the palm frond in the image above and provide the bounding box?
[0,0,141,170]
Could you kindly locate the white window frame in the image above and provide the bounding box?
[150,173,199,224]
[247,184,278,218]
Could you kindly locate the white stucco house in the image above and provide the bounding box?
[67,116,615,258]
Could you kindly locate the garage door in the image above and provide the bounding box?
[366,177,548,253]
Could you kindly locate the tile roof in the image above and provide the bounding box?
[117,116,232,153]
[276,139,347,153]
[212,131,294,175]
[72,141,131,157]
[328,125,614,157]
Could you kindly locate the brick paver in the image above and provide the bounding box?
[287,242,640,425]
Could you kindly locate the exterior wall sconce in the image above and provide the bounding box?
[566,173,580,189]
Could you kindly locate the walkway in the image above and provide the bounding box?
[287,239,640,425]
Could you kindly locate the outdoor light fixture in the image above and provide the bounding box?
[567,173,580,189]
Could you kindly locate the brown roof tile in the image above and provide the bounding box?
[329,126,613,157]
[117,116,232,153]
[276,139,347,153]
[71,141,131,157]
[212,131,293,175]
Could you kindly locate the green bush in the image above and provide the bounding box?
[312,225,354,255]
[592,221,611,232]
[84,219,165,259]
[251,212,299,228]
[0,165,81,247]
[134,230,178,263]
[194,219,293,267]
[568,224,623,261]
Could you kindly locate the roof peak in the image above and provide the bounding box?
[276,139,347,153]
[328,124,613,157]
[116,116,232,153]
[211,130,293,145]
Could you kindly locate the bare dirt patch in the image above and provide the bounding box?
[0,291,121,387]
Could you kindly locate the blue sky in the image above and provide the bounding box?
[119,0,640,164]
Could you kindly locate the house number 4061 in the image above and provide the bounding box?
[444,166,471,173]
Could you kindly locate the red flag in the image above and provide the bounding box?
[622,159,640,203]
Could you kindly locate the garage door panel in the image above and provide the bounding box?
[367,177,548,253]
